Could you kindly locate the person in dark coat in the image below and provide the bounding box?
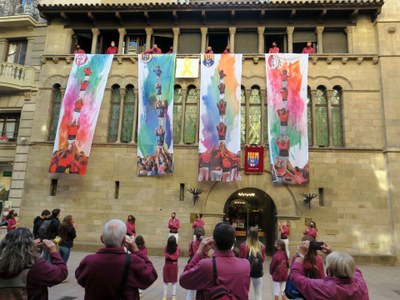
[33,210,51,239]
[58,215,77,264]
[0,228,67,300]
[75,219,158,300]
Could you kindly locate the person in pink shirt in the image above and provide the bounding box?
[5,210,18,232]
[179,222,250,300]
[192,213,205,229]
[223,46,230,54]
[73,44,85,54]
[135,235,147,256]
[143,44,162,54]
[302,41,315,54]
[303,221,318,239]
[186,227,205,300]
[279,220,291,258]
[168,212,180,243]
[163,236,180,300]
[269,240,289,300]
[205,46,214,54]
[106,41,118,54]
[291,240,369,300]
[269,41,280,53]
[125,214,136,238]
[291,235,325,280]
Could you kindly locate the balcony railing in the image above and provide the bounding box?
[0,62,36,91]
[0,0,39,21]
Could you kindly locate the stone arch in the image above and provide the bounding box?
[43,75,68,88]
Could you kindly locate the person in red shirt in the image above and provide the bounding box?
[72,98,84,123]
[67,121,80,150]
[303,221,318,239]
[180,223,251,299]
[302,41,315,54]
[192,213,205,230]
[143,44,162,54]
[269,240,289,300]
[126,215,136,238]
[279,220,291,258]
[73,44,85,54]
[269,41,280,53]
[168,212,180,243]
[106,41,118,54]
[216,122,227,141]
[162,236,180,300]
[205,46,213,54]
[166,46,173,54]
[223,45,230,54]
[186,226,205,300]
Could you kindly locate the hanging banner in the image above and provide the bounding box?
[266,54,309,184]
[137,53,176,176]
[198,54,242,182]
[244,145,264,174]
[175,58,199,78]
[49,54,113,175]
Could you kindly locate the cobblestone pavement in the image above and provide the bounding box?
[49,251,400,300]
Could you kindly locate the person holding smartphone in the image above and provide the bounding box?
[180,223,251,299]
[290,240,369,299]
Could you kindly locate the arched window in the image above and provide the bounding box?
[108,84,121,143]
[48,84,62,141]
[240,86,246,145]
[307,86,313,146]
[121,85,135,143]
[173,85,183,145]
[183,85,198,144]
[248,85,261,144]
[331,86,343,146]
[315,85,328,146]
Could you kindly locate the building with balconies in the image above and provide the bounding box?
[5,0,400,263]
[0,0,47,213]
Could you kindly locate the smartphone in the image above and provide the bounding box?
[309,241,324,251]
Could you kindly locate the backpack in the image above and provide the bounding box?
[38,219,53,240]
[209,257,239,300]
[0,269,29,300]
[248,251,263,278]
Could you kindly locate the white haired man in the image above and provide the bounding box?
[290,240,369,299]
[75,219,158,299]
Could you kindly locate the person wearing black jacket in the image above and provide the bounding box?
[32,209,51,239]
[59,215,77,264]
[49,208,61,239]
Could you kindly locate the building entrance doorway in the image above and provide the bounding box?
[224,187,277,255]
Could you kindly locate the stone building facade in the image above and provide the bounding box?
[1,0,399,263]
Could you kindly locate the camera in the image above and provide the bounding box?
[309,241,324,251]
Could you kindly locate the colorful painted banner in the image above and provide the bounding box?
[175,58,199,78]
[198,54,242,182]
[266,54,309,184]
[137,53,176,176]
[49,54,113,175]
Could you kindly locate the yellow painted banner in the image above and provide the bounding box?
[175,58,199,78]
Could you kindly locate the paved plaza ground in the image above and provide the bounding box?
[48,251,400,300]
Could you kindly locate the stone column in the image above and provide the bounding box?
[145,27,153,50]
[310,90,317,146]
[200,27,208,53]
[0,39,9,62]
[316,26,324,53]
[118,28,126,54]
[286,26,294,53]
[172,27,180,53]
[326,90,333,146]
[24,37,35,65]
[257,27,265,54]
[91,28,100,54]
[65,28,74,54]
[345,26,353,54]
[229,27,236,53]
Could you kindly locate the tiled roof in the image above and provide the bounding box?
[38,0,385,10]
